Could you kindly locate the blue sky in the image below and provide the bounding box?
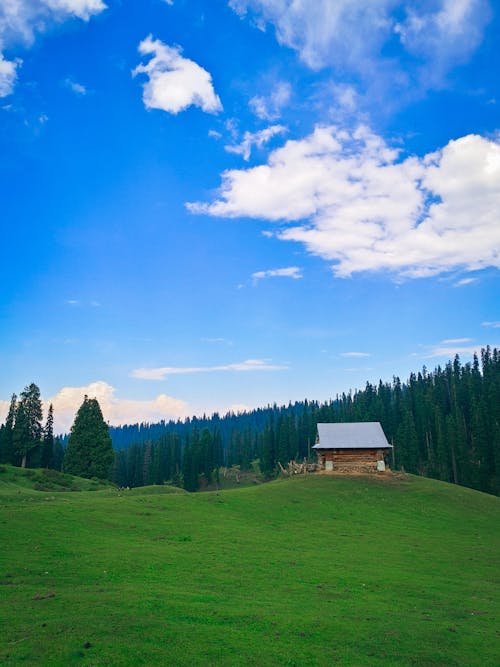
[0,0,499,431]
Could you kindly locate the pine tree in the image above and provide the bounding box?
[41,404,54,469]
[63,396,114,479]
[0,394,16,464]
[12,383,43,468]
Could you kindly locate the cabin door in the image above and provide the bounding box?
[325,460,334,471]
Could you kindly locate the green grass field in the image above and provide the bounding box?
[1,467,499,666]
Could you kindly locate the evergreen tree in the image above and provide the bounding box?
[41,403,54,469]
[0,394,16,464]
[12,383,43,468]
[63,396,114,479]
[52,437,65,471]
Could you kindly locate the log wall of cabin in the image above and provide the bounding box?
[317,448,388,468]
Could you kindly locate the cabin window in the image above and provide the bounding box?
[325,460,334,471]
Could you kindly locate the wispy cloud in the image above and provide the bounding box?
[482,321,500,328]
[133,35,222,114]
[64,77,87,96]
[225,125,287,161]
[229,0,490,95]
[249,81,291,120]
[200,337,233,345]
[340,351,371,358]
[251,266,302,282]
[423,339,496,359]
[454,277,477,287]
[0,0,106,97]
[132,358,288,380]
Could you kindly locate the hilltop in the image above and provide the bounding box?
[1,472,499,666]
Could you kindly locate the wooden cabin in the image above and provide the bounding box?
[313,422,392,473]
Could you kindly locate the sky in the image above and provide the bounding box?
[0,0,499,433]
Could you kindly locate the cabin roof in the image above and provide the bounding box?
[312,422,392,450]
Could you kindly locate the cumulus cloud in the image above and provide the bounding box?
[249,81,291,120]
[0,0,105,96]
[252,266,302,281]
[229,0,490,92]
[132,358,288,381]
[225,124,287,161]
[133,35,222,115]
[0,381,189,433]
[48,381,188,433]
[188,125,500,279]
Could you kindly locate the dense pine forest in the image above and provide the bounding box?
[111,348,500,495]
[1,348,499,496]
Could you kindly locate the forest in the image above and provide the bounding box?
[1,347,499,496]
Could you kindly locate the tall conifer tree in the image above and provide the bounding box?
[64,396,114,479]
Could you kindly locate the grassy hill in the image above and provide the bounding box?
[0,471,499,666]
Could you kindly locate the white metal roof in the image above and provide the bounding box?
[312,422,392,450]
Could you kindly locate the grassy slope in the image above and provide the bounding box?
[0,472,499,666]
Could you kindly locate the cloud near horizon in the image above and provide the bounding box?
[133,36,222,115]
[0,381,190,433]
[132,358,289,381]
[423,339,499,359]
[188,125,500,279]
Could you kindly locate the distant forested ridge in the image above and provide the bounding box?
[1,348,498,495]
[112,348,499,496]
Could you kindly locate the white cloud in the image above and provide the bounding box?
[424,341,491,359]
[0,54,20,97]
[133,35,222,115]
[229,0,490,89]
[340,352,371,358]
[132,358,288,381]
[0,0,105,96]
[48,381,188,432]
[251,266,302,281]
[249,81,291,120]
[394,0,490,85]
[454,277,477,286]
[225,124,287,161]
[188,125,500,279]
[482,321,500,328]
[441,338,473,344]
[0,381,189,434]
[64,77,87,95]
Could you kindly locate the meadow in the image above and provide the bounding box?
[1,467,499,666]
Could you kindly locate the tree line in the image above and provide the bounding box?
[0,389,113,480]
[1,347,499,495]
[113,348,499,496]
